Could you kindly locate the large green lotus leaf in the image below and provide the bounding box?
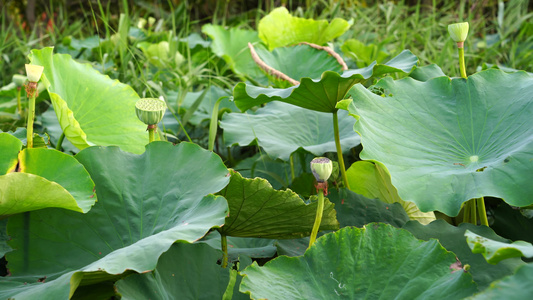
[255,44,342,82]
[241,223,477,299]
[0,272,75,300]
[116,243,232,299]
[220,101,358,161]
[346,161,435,225]
[0,139,96,215]
[258,7,350,50]
[199,231,277,260]
[468,263,533,299]
[403,220,524,289]
[202,24,267,84]
[275,187,409,257]
[234,50,417,113]
[0,133,22,173]
[29,47,147,154]
[218,170,338,239]
[346,69,533,216]
[0,142,230,298]
[465,230,533,264]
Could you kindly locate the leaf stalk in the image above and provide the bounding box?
[308,188,325,248]
[333,111,350,189]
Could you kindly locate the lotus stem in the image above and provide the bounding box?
[333,111,350,189]
[290,154,295,181]
[476,197,489,226]
[457,44,467,79]
[248,42,300,86]
[56,132,65,151]
[221,233,228,268]
[308,188,325,248]
[470,199,477,225]
[25,82,38,149]
[148,125,156,143]
[463,201,470,223]
[299,42,348,71]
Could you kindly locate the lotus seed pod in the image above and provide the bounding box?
[137,18,147,29]
[148,17,156,27]
[448,22,469,43]
[25,64,44,82]
[310,157,333,183]
[135,98,167,125]
[12,74,27,87]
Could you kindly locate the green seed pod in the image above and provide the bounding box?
[310,157,333,183]
[448,22,469,43]
[25,64,44,82]
[12,74,27,87]
[135,98,167,125]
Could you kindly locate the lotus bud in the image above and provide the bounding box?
[12,74,27,87]
[25,64,44,82]
[135,98,166,125]
[448,22,469,46]
[310,157,333,183]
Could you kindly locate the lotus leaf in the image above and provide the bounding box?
[218,170,338,239]
[29,47,147,154]
[116,243,236,299]
[409,64,446,81]
[0,142,230,298]
[234,50,417,113]
[468,263,533,299]
[254,44,343,84]
[221,101,359,161]
[341,39,389,67]
[346,161,435,224]
[403,220,524,289]
[258,7,350,50]
[0,133,95,215]
[275,188,409,257]
[241,223,477,299]
[202,24,267,84]
[346,69,533,216]
[465,230,533,264]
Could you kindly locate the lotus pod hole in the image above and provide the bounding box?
[135,98,167,125]
[25,64,44,82]
[448,22,469,43]
[311,157,333,183]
